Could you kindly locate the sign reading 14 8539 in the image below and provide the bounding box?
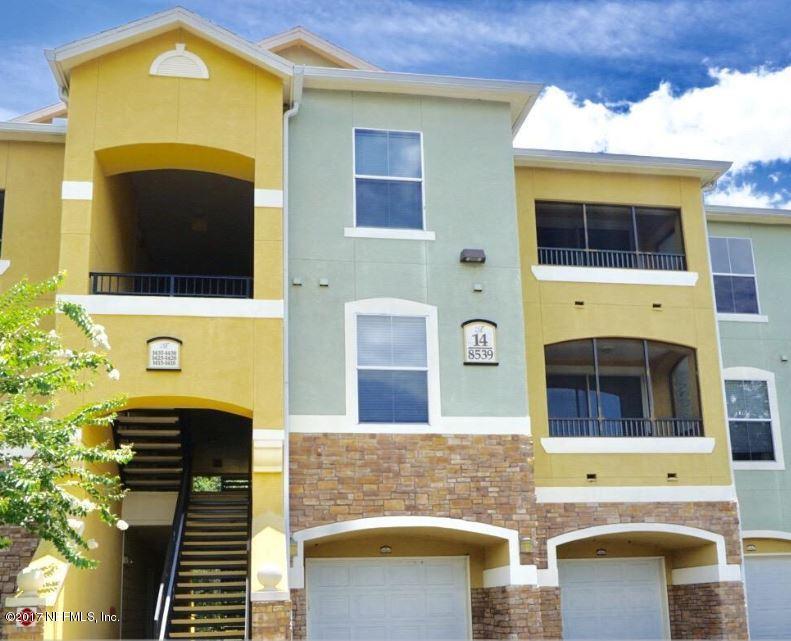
[462,320,498,365]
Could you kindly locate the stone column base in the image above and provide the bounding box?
[668,581,749,639]
[471,585,561,639]
[251,599,292,641]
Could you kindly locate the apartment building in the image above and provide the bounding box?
[0,7,783,640]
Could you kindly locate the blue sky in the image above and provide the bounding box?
[2,0,790,207]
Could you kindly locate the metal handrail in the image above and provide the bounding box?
[549,417,703,437]
[90,271,253,299]
[153,440,191,641]
[538,247,687,271]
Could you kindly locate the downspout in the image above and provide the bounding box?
[282,66,303,591]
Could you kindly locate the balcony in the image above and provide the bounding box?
[90,272,253,299]
[536,201,687,271]
[545,338,704,438]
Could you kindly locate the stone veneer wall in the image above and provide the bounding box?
[668,582,749,639]
[0,526,38,601]
[471,586,561,639]
[251,600,293,641]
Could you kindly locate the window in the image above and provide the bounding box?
[726,380,774,461]
[354,129,423,230]
[356,315,428,423]
[544,338,702,437]
[709,237,759,314]
[536,201,685,270]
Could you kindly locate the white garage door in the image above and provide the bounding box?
[745,555,791,639]
[306,557,470,640]
[559,558,668,640]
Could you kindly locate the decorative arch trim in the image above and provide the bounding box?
[150,43,209,79]
[289,516,537,589]
[540,522,740,586]
[743,530,791,542]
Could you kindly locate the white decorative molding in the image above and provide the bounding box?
[254,189,284,208]
[531,265,699,286]
[671,564,742,585]
[742,530,791,542]
[541,437,715,454]
[723,366,786,471]
[344,227,436,241]
[534,485,737,504]
[717,313,769,323]
[288,414,531,435]
[0,260,10,275]
[253,429,284,473]
[56,295,283,319]
[150,43,209,79]
[539,522,732,587]
[250,590,290,602]
[61,180,93,200]
[289,515,537,590]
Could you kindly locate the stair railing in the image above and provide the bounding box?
[153,442,192,640]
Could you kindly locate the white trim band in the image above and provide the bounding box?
[344,227,436,241]
[535,485,737,503]
[531,265,698,287]
[0,260,10,275]
[717,313,769,323]
[289,414,531,435]
[541,437,715,454]
[56,294,283,318]
[742,530,791,541]
[671,564,742,585]
[254,189,284,208]
[61,181,93,200]
[250,590,291,602]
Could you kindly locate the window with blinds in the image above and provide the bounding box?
[356,315,428,423]
[354,129,424,230]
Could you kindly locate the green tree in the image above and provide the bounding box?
[0,274,132,568]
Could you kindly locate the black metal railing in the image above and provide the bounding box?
[90,272,253,299]
[549,417,703,437]
[538,247,687,271]
[153,442,191,641]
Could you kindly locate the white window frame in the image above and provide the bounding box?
[348,127,434,241]
[345,298,440,427]
[710,236,765,320]
[723,366,785,470]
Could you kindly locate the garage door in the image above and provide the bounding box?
[745,555,791,639]
[559,558,668,639]
[306,557,470,640]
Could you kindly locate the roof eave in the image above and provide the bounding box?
[0,122,67,143]
[47,7,294,102]
[259,27,381,71]
[302,67,544,128]
[705,204,791,224]
[513,148,732,187]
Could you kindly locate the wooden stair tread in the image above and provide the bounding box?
[123,442,181,450]
[170,616,246,625]
[116,415,179,424]
[185,531,248,537]
[176,581,246,589]
[125,467,183,474]
[169,631,244,638]
[174,591,246,599]
[183,540,247,547]
[179,560,247,566]
[178,570,246,577]
[181,550,246,556]
[173,604,246,612]
[116,429,181,437]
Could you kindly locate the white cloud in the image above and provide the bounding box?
[705,178,790,209]
[515,66,791,207]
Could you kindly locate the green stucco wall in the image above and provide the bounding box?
[710,219,791,531]
[287,89,528,419]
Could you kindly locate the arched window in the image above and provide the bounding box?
[544,338,702,437]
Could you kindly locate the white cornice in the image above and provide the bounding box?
[45,7,293,101]
[258,26,380,71]
[705,204,791,225]
[303,67,544,133]
[0,122,66,143]
[9,102,67,124]
[514,148,731,187]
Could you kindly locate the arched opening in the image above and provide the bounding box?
[89,168,253,299]
[116,407,252,639]
[544,338,703,438]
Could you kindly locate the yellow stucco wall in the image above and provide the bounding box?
[515,168,733,487]
[0,141,64,292]
[744,538,791,554]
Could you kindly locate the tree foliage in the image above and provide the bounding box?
[0,274,132,568]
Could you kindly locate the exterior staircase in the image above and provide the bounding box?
[164,477,251,639]
[114,410,184,491]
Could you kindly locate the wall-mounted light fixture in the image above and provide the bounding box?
[379,545,392,555]
[595,548,607,557]
[746,543,757,552]
[460,248,486,264]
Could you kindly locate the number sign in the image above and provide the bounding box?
[462,320,498,365]
[147,337,182,371]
